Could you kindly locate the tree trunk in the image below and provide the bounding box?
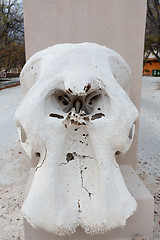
[150,47,160,64]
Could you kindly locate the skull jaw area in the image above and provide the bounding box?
[22,123,137,236]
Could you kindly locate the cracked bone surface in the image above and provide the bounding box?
[15,43,139,236]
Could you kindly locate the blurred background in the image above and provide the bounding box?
[0,0,159,79]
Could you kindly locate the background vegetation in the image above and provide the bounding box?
[144,0,160,63]
[0,0,25,73]
[0,0,159,73]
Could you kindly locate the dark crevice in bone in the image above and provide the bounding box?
[58,94,70,106]
[83,116,89,121]
[91,113,105,120]
[49,113,64,119]
[35,147,47,171]
[77,199,81,213]
[75,152,95,160]
[59,152,75,165]
[31,149,41,168]
[79,112,87,116]
[35,152,40,157]
[66,153,74,162]
[59,162,68,166]
[80,169,93,199]
[59,153,95,166]
[73,99,83,114]
[82,133,89,139]
[88,102,93,106]
[129,126,133,139]
[97,108,101,111]
[84,83,91,92]
[70,119,86,126]
[54,91,72,113]
[115,151,121,156]
[82,155,94,160]
[67,88,73,93]
[88,94,100,106]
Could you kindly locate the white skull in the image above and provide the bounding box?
[15,43,139,236]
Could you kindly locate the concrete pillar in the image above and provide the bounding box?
[22,1,154,239]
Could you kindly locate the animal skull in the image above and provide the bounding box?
[15,43,139,236]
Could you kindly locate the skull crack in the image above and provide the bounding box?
[35,147,47,171]
[59,152,75,166]
[77,199,81,213]
[80,169,93,199]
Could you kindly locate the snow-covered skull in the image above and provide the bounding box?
[15,43,139,236]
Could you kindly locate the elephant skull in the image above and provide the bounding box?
[15,43,139,236]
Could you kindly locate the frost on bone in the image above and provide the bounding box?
[15,43,139,236]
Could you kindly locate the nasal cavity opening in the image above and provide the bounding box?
[73,98,83,114]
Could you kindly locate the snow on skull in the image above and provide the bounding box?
[15,43,139,236]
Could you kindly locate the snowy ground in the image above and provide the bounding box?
[0,77,159,240]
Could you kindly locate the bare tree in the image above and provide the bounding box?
[144,0,160,63]
[0,0,25,72]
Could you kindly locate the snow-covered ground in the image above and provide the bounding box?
[0,77,159,240]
